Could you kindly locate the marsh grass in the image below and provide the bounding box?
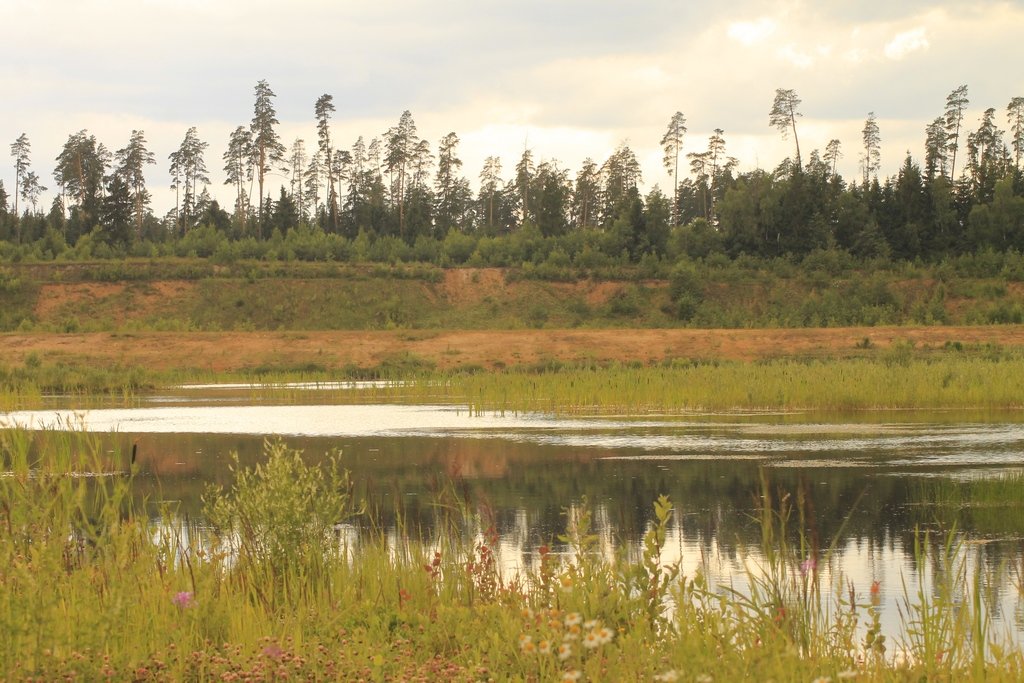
[5,344,1024,415]
[2,434,1024,680]
[445,355,1024,414]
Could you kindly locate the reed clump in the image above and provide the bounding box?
[2,433,1024,680]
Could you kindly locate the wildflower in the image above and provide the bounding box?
[582,630,601,649]
[538,640,552,655]
[172,591,194,608]
[565,612,583,627]
[557,643,572,661]
[696,676,713,683]
[262,643,284,659]
[836,672,858,680]
[810,677,832,683]
[519,634,534,653]
[597,627,614,645]
[800,557,817,577]
[583,619,600,630]
[521,607,534,620]
[653,671,679,682]
[563,626,580,641]
[562,670,582,682]
[560,574,574,588]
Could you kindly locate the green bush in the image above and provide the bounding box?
[203,441,361,606]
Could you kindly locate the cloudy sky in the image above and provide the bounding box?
[1,0,1022,216]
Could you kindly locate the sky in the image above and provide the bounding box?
[1,0,1023,217]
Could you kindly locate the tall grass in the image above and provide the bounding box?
[2,433,1024,679]
[443,355,1024,414]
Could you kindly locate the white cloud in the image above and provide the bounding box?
[884,27,930,60]
[777,44,816,69]
[1,0,1023,215]
[727,18,778,46]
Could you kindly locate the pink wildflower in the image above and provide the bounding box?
[172,591,194,608]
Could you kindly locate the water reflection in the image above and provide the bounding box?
[3,394,1024,643]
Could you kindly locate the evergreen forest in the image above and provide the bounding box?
[2,82,1024,269]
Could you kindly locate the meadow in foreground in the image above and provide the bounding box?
[2,430,1024,682]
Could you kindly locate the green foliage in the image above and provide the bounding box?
[203,441,361,609]
[668,260,704,321]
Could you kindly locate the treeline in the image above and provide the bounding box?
[2,82,1023,265]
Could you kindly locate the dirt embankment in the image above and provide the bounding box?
[5,326,1024,373]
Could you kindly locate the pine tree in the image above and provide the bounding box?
[514,148,535,224]
[223,125,254,231]
[944,85,969,180]
[251,79,286,222]
[54,130,110,239]
[770,88,803,171]
[572,159,599,230]
[1008,97,1024,170]
[20,172,45,216]
[288,138,309,222]
[479,156,502,233]
[925,117,948,180]
[169,127,209,234]
[435,132,469,235]
[861,112,881,184]
[10,133,31,219]
[113,130,156,237]
[100,173,134,246]
[384,111,419,237]
[660,112,687,225]
[823,139,842,178]
[314,94,339,231]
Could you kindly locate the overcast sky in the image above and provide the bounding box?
[1,0,1023,217]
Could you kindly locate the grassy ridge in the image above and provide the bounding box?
[5,257,1024,332]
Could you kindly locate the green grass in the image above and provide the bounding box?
[2,433,1024,680]
[6,347,1024,414]
[909,473,1024,537]
[442,355,1024,414]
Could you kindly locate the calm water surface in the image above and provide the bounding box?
[3,383,1024,642]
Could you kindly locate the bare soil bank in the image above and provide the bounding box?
[5,326,1024,373]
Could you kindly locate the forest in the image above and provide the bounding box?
[2,82,1024,267]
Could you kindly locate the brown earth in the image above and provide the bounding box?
[4,326,1024,373]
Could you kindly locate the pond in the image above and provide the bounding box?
[3,382,1024,645]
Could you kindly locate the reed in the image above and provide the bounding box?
[439,355,1024,414]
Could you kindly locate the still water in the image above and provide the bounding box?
[3,383,1024,643]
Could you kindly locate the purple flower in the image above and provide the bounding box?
[800,557,817,577]
[172,591,195,608]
